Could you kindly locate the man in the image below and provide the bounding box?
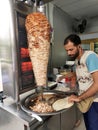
[64,34,98,130]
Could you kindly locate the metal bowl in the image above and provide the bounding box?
[21,90,72,116]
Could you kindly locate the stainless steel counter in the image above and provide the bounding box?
[0,90,81,130]
[0,101,78,130]
[0,91,41,130]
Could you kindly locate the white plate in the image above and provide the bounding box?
[52,97,74,111]
[48,81,57,87]
[55,84,70,92]
[66,61,75,65]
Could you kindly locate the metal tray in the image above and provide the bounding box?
[21,90,75,116]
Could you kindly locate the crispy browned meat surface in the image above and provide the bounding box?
[29,99,54,113]
[25,12,51,86]
[29,94,64,113]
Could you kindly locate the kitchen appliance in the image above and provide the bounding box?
[0,0,78,130]
[0,0,36,101]
[21,90,77,116]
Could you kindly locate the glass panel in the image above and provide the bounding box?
[94,42,98,54]
[81,38,98,53]
[81,43,90,51]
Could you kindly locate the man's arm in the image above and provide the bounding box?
[69,71,98,102]
[78,71,98,101]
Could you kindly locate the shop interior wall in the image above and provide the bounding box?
[47,3,98,75]
[48,5,74,74]
[79,16,98,40]
[84,17,98,34]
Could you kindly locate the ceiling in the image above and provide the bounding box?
[51,0,98,20]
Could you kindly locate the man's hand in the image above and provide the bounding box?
[68,95,81,103]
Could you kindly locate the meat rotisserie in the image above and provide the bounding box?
[25,12,51,87]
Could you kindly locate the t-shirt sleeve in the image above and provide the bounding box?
[86,53,98,73]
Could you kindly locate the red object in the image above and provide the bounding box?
[65,77,71,83]
[21,61,33,72]
[21,48,29,58]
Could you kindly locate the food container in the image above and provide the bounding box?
[21,90,75,116]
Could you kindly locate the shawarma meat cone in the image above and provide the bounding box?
[25,12,51,87]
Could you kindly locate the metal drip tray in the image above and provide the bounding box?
[21,90,74,116]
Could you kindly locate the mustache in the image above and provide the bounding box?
[68,54,77,60]
[68,54,74,57]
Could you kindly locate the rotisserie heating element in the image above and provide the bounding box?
[17,12,35,92]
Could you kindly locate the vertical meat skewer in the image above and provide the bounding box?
[25,12,51,88]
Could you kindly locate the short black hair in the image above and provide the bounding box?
[64,34,81,46]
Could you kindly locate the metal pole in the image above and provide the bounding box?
[34,0,38,12]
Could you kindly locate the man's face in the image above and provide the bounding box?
[64,41,80,60]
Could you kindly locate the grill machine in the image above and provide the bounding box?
[0,0,78,130]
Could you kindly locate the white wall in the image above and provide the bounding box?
[86,17,98,34]
[48,5,73,70]
[78,17,98,40]
[0,62,3,91]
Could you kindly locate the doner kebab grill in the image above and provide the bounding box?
[25,12,51,88]
[25,12,52,113]
[25,12,74,114]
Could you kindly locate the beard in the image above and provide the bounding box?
[68,49,79,60]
